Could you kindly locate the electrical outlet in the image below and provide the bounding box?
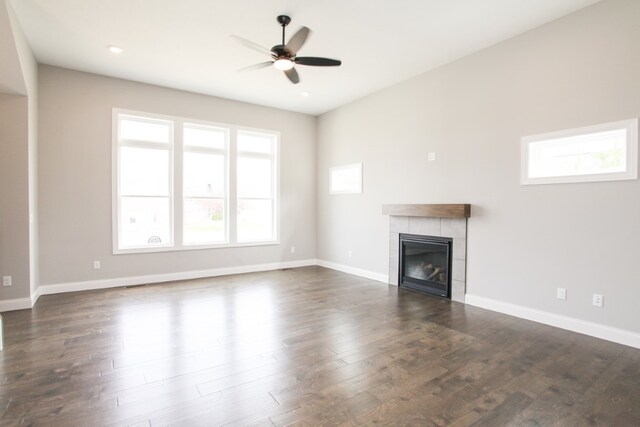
[592,294,604,308]
[557,288,566,300]
[93,261,101,270]
[2,276,11,287]
[428,152,436,162]
[348,250,353,258]
[290,246,296,254]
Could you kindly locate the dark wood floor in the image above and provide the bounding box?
[1,266,639,426]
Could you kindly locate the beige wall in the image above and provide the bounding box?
[317,0,640,332]
[38,66,316,285]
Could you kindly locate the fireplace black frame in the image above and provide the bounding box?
[398,233,452,299]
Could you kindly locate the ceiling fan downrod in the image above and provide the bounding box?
[277,15,291,46]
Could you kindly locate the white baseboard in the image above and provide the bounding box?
[36,259,317,298]
[30,286,43,308]
[465,294,640,349]
[0,297,32,312]
[316,259,389,283]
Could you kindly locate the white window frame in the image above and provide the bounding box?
[521,119,638,185]
[181,121,230,248]
[112,108,280,254]
[113,112,175,252]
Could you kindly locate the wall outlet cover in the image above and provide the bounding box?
[2,276,11,287]
[592,294,604,308]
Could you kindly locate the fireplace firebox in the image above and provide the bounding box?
[399,233,452,299]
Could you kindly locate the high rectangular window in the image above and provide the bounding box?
[521,119,638,185]
[113,109,278,253]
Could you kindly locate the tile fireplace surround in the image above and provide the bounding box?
[382,204,471,302]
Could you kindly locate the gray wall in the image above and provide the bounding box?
[0,0,38,302]
[0,0,26,95]
[10,0,40,296]
[0,94,30,299]
[38,66,316,286]
[317,0,640,332]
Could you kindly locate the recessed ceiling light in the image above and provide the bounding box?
[301,91,311,97]
[108,45,123,54]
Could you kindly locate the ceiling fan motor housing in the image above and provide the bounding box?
[271,45,290,58]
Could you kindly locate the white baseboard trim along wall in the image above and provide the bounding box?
[465,294,640,350]
[0,259,316,312]
[0,297,33,312]
[315,259,389,284]
[2,260,638,350]
[39,259,317,296]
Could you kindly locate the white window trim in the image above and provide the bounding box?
[112,108,280,255]
[181,122,230,247]
[521,118,638,186]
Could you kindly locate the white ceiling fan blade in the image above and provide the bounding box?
[238,61,273,72]
[229,35,273,57]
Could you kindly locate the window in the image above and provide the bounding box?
[113,109,278,253]
[330,163,363,194]
[182,124,228,246]
[115,114,173,250]
[237,131,277,242]
[521,119,638,185]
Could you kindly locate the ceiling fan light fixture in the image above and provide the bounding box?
[274,58,294,71]
[233,15,341,85]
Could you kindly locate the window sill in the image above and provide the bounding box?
[113,239,280,255]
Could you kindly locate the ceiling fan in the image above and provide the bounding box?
[232,15,342,84]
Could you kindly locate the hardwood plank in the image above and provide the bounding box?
[0,266,638,425]
[468,391,534,426]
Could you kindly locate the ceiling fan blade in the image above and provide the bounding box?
[238,61,273,72]
[294,57,341,67]
[284,67,300,84]
[285,26,310,55]
[229,35,273,57]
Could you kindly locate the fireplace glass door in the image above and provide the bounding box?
[399,234,452,298]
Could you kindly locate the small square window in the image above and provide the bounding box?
[330,163,363,194]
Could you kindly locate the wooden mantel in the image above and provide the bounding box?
[382,204,470,218]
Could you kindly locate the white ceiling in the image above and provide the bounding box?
[9,0,600,115]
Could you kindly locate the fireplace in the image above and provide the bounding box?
[399,233,452,299]
[383,204,469,302]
